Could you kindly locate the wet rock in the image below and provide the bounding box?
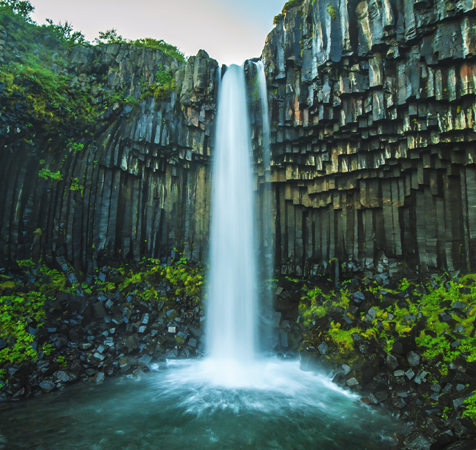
[94,302,106,319]
[403,432,435,450]
[138,355,152,365]
[39,380,55,392]
[125,336,138,351]
[393,397,406,409]
[392,337,416,355]
[375,391,388,402]
[453,397,467,411]
[94,372,105,384]
[407,351,421,367]
[346,377,359,387]
[55,371,72,383]
[165,349,178,359]
[318,342,328,355]
[442,441,476,450]
[386,354,399,370]
[414,371,428,384]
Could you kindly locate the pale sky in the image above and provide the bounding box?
[31,0,284,65]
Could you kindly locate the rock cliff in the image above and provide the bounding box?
[0,16,218,272]
[261,0,476,275]
[2,0,476,275]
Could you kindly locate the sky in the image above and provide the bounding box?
[31,0,284,65]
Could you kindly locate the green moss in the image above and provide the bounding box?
[0,51,97,139]
[463,393,476,421]
[38,168,63,181]
[298,273,476,372]
[273,0,304,25]
[273,13,285,25]
[326,3,337,20]
[140,67,176,102]
[70,177,84,197]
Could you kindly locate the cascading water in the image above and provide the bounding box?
[206,64,258,363]
[1,62,405,450]
[254,60,275,350]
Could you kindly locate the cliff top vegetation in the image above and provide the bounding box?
[0,0,185,152]
[273,0,304,25]
[0,0,186,61]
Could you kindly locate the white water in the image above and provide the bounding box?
[255,61,276,349]
[206,64,258,363]
[0,63,404,450]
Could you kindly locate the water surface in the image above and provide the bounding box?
[1,359,403,450]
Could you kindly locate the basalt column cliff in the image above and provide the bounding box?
[259,0,476,275]
[2,0,476,275]
[0,21,218,272]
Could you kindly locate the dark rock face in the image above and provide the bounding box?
[0,34,217,271]
[443,441,476,449]
[260,0,476,275]
[3,0,476,277]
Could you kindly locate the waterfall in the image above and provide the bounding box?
[255,61,275,350]
[206,64,257,363]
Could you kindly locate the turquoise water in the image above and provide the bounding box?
[0,359,403,450]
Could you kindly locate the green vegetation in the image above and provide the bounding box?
[282,0,304,14]
[118,253,204,303]
[0,0,34,22]
[0,0,186,154]
[45,18,87,46]
[0,53,97,136]
[0,264,72,380]
[95,29,186,62]
[273,0,304,25]
[131,38,185,62]
[298,273,476,420]
[326,3,337,20]
[273,13,285,25]
[0,254,204,382]
[38,168,63,181]
[140,66,176,101]
[463,393,476,421]
[95,28,126,44]
[300,275,476,360]
[70,177,84,197]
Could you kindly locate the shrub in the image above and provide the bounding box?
[95,31,186,62]
[0,0,34,22]
[94,28,127,45]
[44,18,87,46]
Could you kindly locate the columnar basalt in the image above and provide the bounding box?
[0,19,218,272]
[3,0,476,276]
[260,0,476,275]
